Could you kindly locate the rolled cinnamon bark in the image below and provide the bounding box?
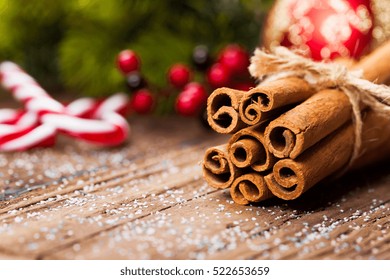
[265,110,390,200]
[349,111,390,170]
[207,87,246,134]
[356,40,390,84]
[264,41,390,159]
[228,124,277,172]
[264,89,352,158]
[230,173,274,205]
[264,123,354,200]
[239,77,314,125]
[202,144,239,189]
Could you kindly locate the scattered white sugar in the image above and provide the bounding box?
[14,216,23,223]
[105,218,119,225]
[273,238,281,245]
[7,209,18,215]
[354,245,362,252]
[72,243,81,252]
[27,243,38,251]
[279,244,290,251]
[45,233,56,240]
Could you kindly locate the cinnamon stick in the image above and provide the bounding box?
[207,87,246,134]
[356,40,390,84]
[202,144,239,189]
[265,109,390,200]
[228,124,277,172]
[349,111,390,170]
[264,41,390,159]
[264,122,353,200]
[239,77,314,125]
[264,89,352,158]
[230,173,274,205]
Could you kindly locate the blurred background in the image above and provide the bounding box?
[0,0,272,97]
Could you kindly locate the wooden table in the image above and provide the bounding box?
[0,116,389,259]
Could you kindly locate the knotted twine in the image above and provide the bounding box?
[248,47,390,167]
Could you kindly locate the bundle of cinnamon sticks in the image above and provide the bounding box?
[203,41,390,205]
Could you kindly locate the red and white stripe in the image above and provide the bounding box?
[0,109,56,151]
[0,61,130,151]
[0,124,56,152]
[0,108,23,124]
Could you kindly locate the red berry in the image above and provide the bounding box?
[175,82,208,117]
[117,50,140,74]
[218,44,250,75]
[130,89,154,114]
[167,64,192,88]
[207,63,231,88]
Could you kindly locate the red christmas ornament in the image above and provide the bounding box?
[175,82,208,117]
[130,89,154,114]
[117,50,141,74]
[167,64,192,88]
[218,44,250,74]
[264,0,375,60]
[207,63,231,88]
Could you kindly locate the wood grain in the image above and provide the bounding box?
[0,116,389,260]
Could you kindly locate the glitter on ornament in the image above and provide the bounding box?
[263,0,378,60]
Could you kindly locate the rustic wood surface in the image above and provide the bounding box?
[0,116,389,260]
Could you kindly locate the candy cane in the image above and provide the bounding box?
[0,109,56,151]
[57,93,130,145]
[0,123,56,151]
[0,61,130,150]
[0,108,24,124]
[0,61,58,151]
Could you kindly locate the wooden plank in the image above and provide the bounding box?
[0,117,389,260]
[44,179,390,260]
